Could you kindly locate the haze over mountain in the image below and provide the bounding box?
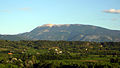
[0,24,120,42]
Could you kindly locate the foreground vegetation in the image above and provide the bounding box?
[0,40,120,68]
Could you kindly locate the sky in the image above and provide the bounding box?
[0,0,120,34]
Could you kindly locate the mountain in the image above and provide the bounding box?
[18,24,120,42]
[0,24,120,42]
[0,35,27,41]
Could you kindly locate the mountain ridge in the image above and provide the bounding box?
[20,24,120,42]
[0,24,120,42]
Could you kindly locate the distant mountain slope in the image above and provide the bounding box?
[0,35,26,41]
[19,24,120,42]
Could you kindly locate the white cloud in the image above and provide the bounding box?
[20,8,31,11]
[112,18,118,21]
[104,9,120,14]
[0,10,10,13]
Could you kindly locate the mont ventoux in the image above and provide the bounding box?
[0,24,120,42]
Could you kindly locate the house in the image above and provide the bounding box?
[8,53,13,55]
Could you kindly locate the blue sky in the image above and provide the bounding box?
[0,0,120,34]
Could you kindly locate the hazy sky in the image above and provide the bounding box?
[0,0,120,34]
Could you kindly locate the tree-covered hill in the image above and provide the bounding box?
[0,35,28,41]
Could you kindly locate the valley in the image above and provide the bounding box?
[0,40,120,68]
